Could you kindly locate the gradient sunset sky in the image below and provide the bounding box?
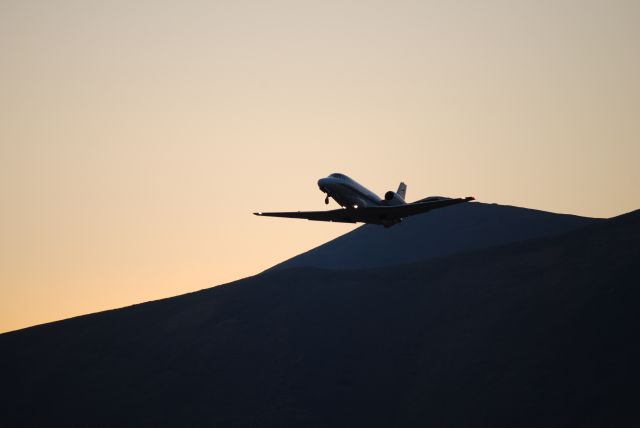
[1,0,639,333]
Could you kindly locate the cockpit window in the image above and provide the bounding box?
[329,173,347,179]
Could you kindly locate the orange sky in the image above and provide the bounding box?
[1,0,639,333]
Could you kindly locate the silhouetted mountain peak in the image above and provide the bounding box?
[2,205,638,428]
[269,202,600,271]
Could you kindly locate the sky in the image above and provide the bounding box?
[1,0,639,333]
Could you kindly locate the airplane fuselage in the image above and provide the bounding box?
[317,173,384,209]
[255,173,474,227]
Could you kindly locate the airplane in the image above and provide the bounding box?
[254,173,475,228]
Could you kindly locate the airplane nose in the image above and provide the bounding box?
[318,176,338,193]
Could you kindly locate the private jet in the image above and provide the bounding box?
[254,173,474,227]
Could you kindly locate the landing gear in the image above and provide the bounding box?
[325,195,330,205]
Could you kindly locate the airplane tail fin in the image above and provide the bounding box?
[397,182,407,200]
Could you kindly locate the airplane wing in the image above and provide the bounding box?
[348,196,474,223]
[254,208,358,223]
[374,196,475,217]
[254,197,474,225]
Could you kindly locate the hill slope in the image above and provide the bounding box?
[269,202,599,271]
[0,210,638,427]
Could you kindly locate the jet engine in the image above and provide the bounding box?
[384,191,405,206]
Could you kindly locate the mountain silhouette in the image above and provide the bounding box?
[269,202,599,271]
[1,206,638,427]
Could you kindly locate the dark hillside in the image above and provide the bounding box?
[0,210,638,427]
[269,202,600,271]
